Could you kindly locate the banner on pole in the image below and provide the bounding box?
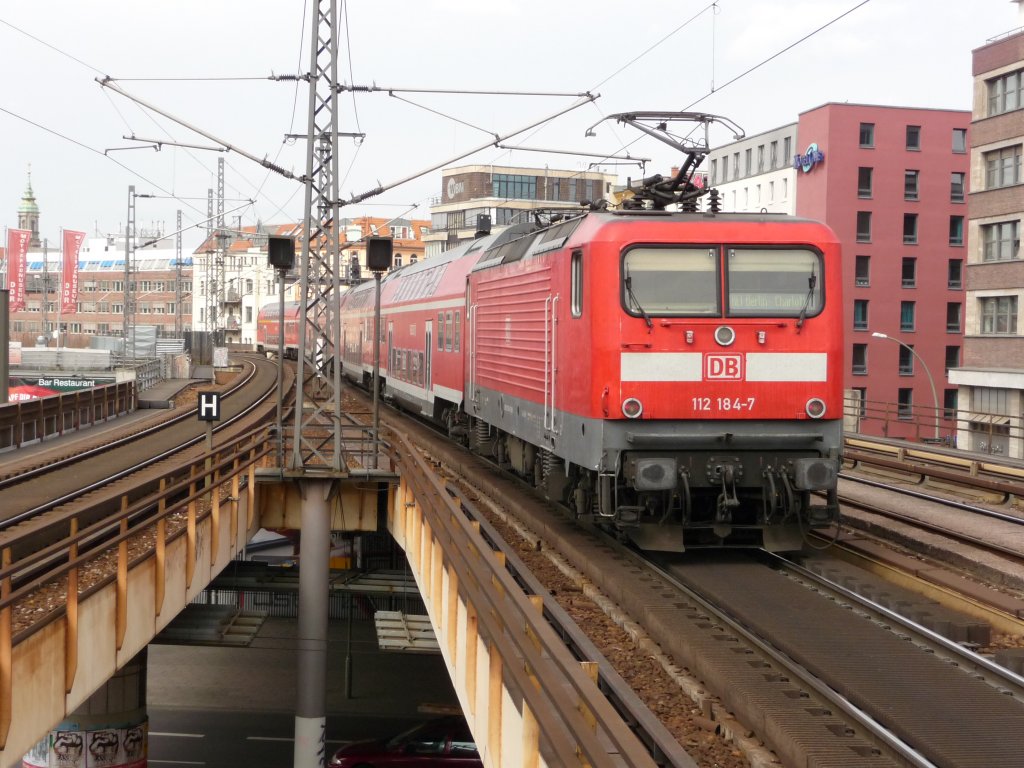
[5,228,30,311]
[61,229,86,313]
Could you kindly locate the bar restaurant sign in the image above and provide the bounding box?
[7,376,110,402]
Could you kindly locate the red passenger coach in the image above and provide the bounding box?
[256,301,301,359]
[339,244,481,427]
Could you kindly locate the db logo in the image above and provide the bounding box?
[705,354,743,380]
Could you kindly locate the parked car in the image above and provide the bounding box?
[329,715,482,767]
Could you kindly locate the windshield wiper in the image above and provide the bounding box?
[625,275,653,330]
[795,272,817,331]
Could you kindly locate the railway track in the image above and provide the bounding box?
[1,354,279,527]
[0,353,282,615]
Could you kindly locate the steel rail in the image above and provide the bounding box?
[772,553,1024,698]
[841,472,1024,527]
[389,429,661,768]
[642,556,938,768]
[441,481,698,768]
[837,477,1024,567]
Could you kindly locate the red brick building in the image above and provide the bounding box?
[795,103,971,441]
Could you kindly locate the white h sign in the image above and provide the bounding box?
[198,391,221,421]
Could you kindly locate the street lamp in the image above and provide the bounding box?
[872,331,939,440]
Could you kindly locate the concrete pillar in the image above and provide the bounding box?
[22,649,148,768]
[293,479,332,768]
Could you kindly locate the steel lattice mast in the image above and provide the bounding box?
[290,0,343,472]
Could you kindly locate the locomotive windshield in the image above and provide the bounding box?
[622,247,719,316]
[726,248,822,317]
[621,245,822,319]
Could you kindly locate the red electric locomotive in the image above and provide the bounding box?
[340,112,843,551]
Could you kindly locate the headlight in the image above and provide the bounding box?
[622,397,643,418]
[805,398,826,418]
[714,325,736,346]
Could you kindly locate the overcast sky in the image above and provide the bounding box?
[1,1,1020,252]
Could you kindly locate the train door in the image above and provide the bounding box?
[424,319,433,392]
[544,294,560,434]
[466,283,477,410]
[387,321,394,383]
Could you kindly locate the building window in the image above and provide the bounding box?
[950,172,965,203]
[980,296,1018,334]
[550,178,561,199]
[897,388,914,420]
[987,68,1023,117]
[984,145,1022,189]
[943,389,958,420]
[733,152,740,179]
[744,148,752,176]
[949,216,964,246]
[903,213,918,244]
[568,178,577,200]
[945,345,960,372]
[783,136,792,163]
[492,174,537,199]
[952,128,967,153]
[900,301,916,331]
[947,302,962,332]
[904,170,919,200]
[757,145,764,172]
[982,221,1020,262]
[859,122,875,148]
[898,345,914,375]
[852,343,867,375]
[906,125,921,151]
[901,257,916,288]
[855,255,870,286]
[721,156,729,181]
[446,210,465,230]
[858,167,873,197]
[854,299,869,330]
[710,160,717,185]
[948,259,963,289]
[857,211,872,243]
[770,141,778,168]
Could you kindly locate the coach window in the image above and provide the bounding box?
[446,311,454,351]
[622,247,718,316]
[438,312,445,350]
[726,248,822,317]
[571,249,583,317]
[454,311,461,351]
